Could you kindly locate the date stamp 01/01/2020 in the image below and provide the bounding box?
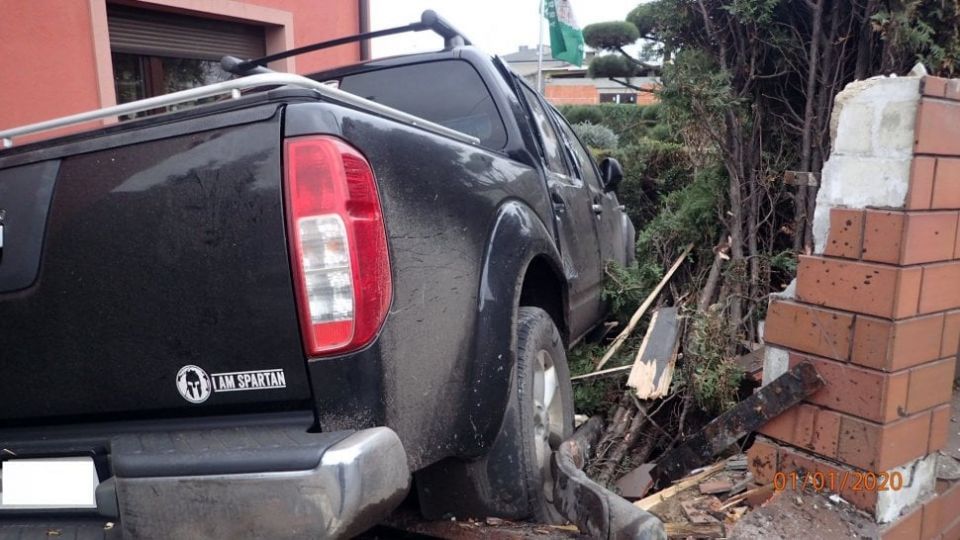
[773,470,904,493]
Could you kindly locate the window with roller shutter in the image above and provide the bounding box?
[107,5,266,107]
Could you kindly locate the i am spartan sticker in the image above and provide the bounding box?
[176,365,286,404]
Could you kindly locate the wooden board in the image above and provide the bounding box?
[627,307,681,400]
[653,362,824,483]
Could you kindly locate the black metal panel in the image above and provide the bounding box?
[287,102,559,469]
[0,160,59,292]
[0,117,311,423]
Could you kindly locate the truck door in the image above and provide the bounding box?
[550,109,628,269]
[518,85,604,340]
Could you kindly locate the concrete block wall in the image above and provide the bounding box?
[750,75,960,539]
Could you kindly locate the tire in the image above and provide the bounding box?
[513,306,575,522]
[415,307,575,523]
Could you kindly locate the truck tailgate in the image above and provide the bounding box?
[0,112,312,422]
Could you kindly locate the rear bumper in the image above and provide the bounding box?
[0,420,409,540]
[111,426,410,539]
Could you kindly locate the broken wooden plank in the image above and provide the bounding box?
[653,362,824,483]
[663,522,724,538]
[681,497,720,524]
[634,462,725,511]
[784,170,820,186]
[718,483,775,511]
[627,307,681,400]
[570,364,632,381]
[735,346,765,383]
[699,478,734,495]
[595,244,693,370]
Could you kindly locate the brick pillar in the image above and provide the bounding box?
[749,75,960,539]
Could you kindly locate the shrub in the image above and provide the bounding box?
[561,106,604,125]
[583,21,640,50]
[557,104,652,147]
[589,54,640,78]
[573,122,619,150]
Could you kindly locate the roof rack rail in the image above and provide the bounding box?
[0,73,479,149]
[223,10,471,76]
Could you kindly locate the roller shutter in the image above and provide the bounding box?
[107,5,265,61]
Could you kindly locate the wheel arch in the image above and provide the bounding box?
[451,199,567,457]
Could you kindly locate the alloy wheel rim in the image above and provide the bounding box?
[532,348,564,505]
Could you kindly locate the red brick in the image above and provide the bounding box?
[837,412,931,471]
[759,404,797,442]
[916,99,960,156]
[760,404,841,458]
[907,358,957,414]
[949,79,960,101]
[904,212,960,264]
[942,311,960,358]
[863,211,905,264]
[896,268,924,319]
[852,314,945,371]
[747,437,778,485]
[862,210,960,264]
[881,504,923,540]
[810,406,842,457]
[933,158,960,210]
[940,482,960,533]
[777,445,878,512]
[825,208,865,259]
[919,262,960,314]
[790,354,908,422]
[945,517,960,540]
[852,316,895,370]
[929,404,952,453]
[764,300,853,361]
[908,157,937,210]
[923,496,942,540]
[796,256,920,319]
[956,216,960,259]
[923,77,949,98]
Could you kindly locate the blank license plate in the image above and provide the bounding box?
[1,457,99,508]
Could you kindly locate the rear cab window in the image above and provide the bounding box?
[334,60,508,149]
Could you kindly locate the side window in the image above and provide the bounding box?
[552,111,604,190]
[520,86,568,175]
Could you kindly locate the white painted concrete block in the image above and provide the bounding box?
[875,453,937,523]
[761,345,789,386]
[813,75,921,254]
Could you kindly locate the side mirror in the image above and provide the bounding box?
[599,157,624,193]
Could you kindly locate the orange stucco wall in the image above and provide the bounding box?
[248,0,361,74]
[0,0,362,138]
[0,0,106,138]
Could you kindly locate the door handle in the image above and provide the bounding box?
[550,191,565,206]
[592,203,603,214]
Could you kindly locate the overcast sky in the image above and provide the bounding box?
[368,0,642,58]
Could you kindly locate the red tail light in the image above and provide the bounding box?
[284,136,392,356]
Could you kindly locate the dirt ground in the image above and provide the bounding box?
[727,490,874,539]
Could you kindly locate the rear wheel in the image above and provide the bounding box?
[514,307,574,522]
[415,307,574,522]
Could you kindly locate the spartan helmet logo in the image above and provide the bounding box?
[176,365,211,404]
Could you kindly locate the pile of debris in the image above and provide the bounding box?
[567,247,826,538]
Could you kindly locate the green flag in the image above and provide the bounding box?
[544,0,585,66]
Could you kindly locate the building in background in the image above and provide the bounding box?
[502,45,659,106]
[0,0,368,138]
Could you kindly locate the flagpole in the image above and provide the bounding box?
[536,0,544,93]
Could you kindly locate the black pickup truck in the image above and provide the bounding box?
[0,12,635,539]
